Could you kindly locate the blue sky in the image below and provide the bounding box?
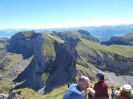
[0,0,133,29]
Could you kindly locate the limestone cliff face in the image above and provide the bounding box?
[76,42,133,76]
[44,37,79,93]
[52,30,101,43]
[101,33,133,46]
[7,31,45,90]
[6,31,79,93]
[3,31,133,94]
[86,53,133,75]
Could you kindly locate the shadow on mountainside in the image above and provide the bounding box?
[5,31,39,59]
[7,36,80,93]
[43,37,80,94]
[6,45,33,59]
[12,58,35,90]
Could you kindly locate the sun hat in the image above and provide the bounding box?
[120,84,133,95]
[96,72,104,81]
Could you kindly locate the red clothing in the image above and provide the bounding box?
[94,81,109,99]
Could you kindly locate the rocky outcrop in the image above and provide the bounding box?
[5,31,79,93]
[44,37,79,93]
[0,93,8,99]
[9,56,33,78]
[52,30,101,43]
[6,31,37,59]
[7,31,45,91]
[101,33,133,46]
[77,47,133,76]
[78,30,101,43]
[0,38,9,44]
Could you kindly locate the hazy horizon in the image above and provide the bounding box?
[0,23,133,30]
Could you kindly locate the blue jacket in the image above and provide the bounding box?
[62,84,84,99]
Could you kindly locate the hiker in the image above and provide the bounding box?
[85,72,109,99]
[68,84,70,88]
[111,86,115,99]
[114,84,133,99]
[62,76,90,99]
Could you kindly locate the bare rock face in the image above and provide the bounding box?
[52,30,101,43]
[4,30,133,94]
[6,31,37,59]
[6,31,79,93]
[8,91,16,99]
[101,33,133,46]
[0,75,3,80]
[44,37,79,93]
[7,31,45,91]
[79,50,133,76]
[0,93,8,99]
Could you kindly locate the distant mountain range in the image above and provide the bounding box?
[0,24,133,40]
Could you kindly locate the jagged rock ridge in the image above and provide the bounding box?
[0,30,133,94]
[52,30,101,43]
[101,33,133,46]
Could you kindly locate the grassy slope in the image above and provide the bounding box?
[13,84,119,99]
[0,43,4,48]
[62,30,82,38]
[20,30,35,38]
[0,79,16,93]
[78,38,133,58]
[121,33,133,39]
[1,33,133,96]
[75,38,133,82]
[0,41,23,93]
[42,33,62,58]
[5,54,23,69]
[14,85,67,99]
[0,54,23,93]
[16,37,133,98]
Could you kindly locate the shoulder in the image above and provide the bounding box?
[68,84,77,89]
[103,81,108,84]
[68,84,82,94]
[70,84,77,87]
[63,84,84,99]
[102,81,108,86]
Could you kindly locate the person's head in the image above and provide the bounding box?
[119,84,133,99]
[111,86,114,90]
[96,72,104,81]
[78,76,90,91]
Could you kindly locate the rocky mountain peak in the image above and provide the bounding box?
[101,33,133,46]
[52,30,101,43]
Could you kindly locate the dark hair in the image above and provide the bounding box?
[96,72,104,81]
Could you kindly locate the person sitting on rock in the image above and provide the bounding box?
[85,72,109,99]
[114,84,133,99]
[62,76,90,99]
